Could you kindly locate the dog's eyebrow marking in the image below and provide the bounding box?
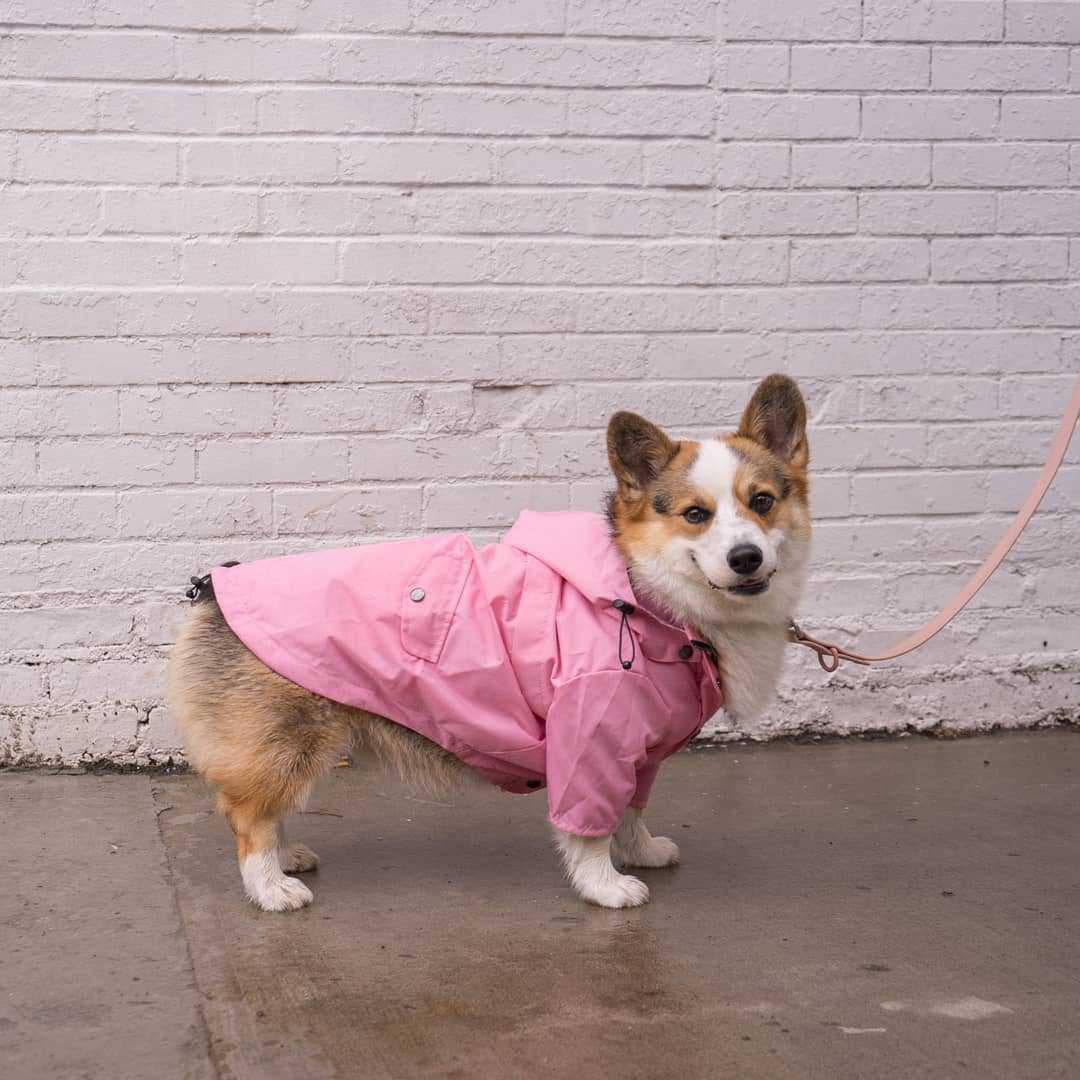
[770,465,790,498]
[752,464,788,498]
[651,490,672,515]
[731,440,790,500]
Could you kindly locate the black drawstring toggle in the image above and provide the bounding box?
[185,573,212,603]
[613,599,636,670]
[184,561,240,604]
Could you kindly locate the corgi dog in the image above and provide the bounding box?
[168,375,811,911]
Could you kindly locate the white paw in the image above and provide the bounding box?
[281,841,320,873]
[580,872,650,909]
[628,836,680,868]
[249,874,314,912]
[241,852,314,911]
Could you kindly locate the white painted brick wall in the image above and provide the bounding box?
[1,0,1078,765]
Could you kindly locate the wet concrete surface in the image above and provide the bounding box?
[5,732,1080,1079]
[2,773,212,1080]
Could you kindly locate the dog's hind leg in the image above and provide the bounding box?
[171,597,353,910]
[219,791,314,912]
[278,820,320,874]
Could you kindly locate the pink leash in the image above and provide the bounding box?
[791,373,1080,672]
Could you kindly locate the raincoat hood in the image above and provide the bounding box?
[212,511,724,837]
[504,510,710,667]
[503,510,635,608]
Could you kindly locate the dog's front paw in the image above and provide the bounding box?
[580,872,650,909]
[623,835,680,868]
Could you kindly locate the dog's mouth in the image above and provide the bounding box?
[727,576,770,596]
[690,553,773,596]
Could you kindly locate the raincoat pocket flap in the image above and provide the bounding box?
[400,535,473,663]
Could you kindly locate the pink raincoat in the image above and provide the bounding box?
[212,511,724,837]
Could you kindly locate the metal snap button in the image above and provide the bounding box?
[679,644,694,661]
[409,587,426,602]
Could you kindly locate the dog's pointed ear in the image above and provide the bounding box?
[607,411,678,492]
[737,375,809,469]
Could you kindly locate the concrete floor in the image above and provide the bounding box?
[4,732,1079,1080]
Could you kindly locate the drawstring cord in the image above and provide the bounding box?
[613,599,636,670]
[612,601,722,689]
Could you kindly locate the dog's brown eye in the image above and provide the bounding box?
[750,493,775,515]
[682,506,709,525]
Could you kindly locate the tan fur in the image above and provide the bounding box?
[611,439,705,561]
[726,434,809,536]
[169,599,464,874]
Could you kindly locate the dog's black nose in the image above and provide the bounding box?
[727,544,763,576]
